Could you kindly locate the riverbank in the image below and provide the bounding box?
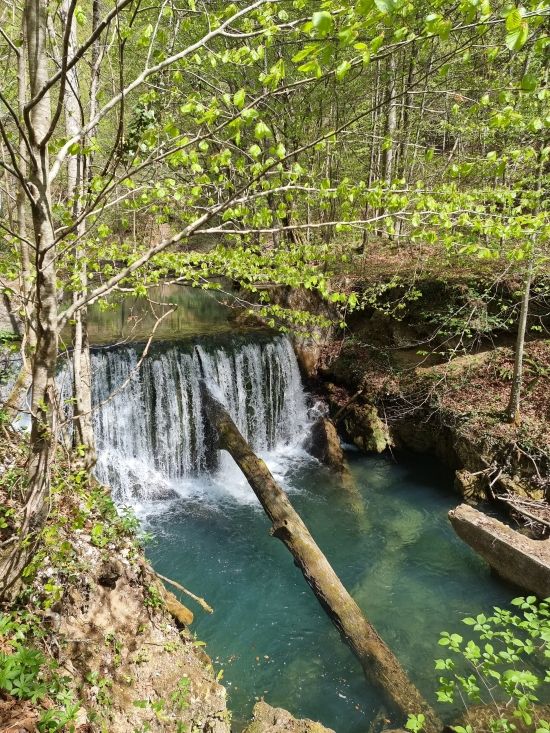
[283,269,549,509]
[0,429,343,733]
[0,431,231,732]
[319,337,549,501]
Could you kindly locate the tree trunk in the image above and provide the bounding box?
[201,384,441,733]
[383,53,398,186]
[506,257,533,425]
[4,17,36,422]
[0,0,58,601]
[59,0,96,466]
[72,300,96,466]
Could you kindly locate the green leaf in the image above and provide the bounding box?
[254,121,272,140]
[505,8,523,32]
[520,73,537,92]
[233,89,246,109]
[506,22,528,51]
[312,11,333,37]
[375,0,397,14]
[335,60,351,80]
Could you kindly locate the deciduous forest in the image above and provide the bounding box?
[0,0,548,731]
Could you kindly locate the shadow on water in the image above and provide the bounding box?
[144,450,516,733]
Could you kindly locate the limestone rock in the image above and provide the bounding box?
[55,539,227,733]
[243,701,335,733]
[449,503,550,596]
[454,469,486,502]
[343,403,391,454]
[306,417,345,470]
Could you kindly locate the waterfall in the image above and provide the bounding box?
[90,336,309,503]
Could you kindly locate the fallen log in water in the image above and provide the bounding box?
[201,382,441,732]
[449,503,550,597]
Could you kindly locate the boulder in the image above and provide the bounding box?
[454,469,486,502]
[243,701,335,733]
[306,417,345,471]
[343,403,391,454]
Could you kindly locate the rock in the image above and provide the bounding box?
[243,701,335,733]
[97,558,123,588]
[306,417,345,470]
[163,589,194,626]
[449,503,550,596]
[454,469,486,502]
[294,341,322,380]
[343,402,391,454]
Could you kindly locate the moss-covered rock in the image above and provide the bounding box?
[306,417,345,470]
[343,402,391,454]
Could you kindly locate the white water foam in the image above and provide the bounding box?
[88,336,312,508]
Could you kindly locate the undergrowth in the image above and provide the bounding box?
[0,431,144,731]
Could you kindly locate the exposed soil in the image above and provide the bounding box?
[0,432,230,733]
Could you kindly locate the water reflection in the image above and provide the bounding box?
[80,284,242,345]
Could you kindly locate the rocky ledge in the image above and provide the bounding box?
[449,504,550,597]
[318,340,549,504]
[243,701,335,733]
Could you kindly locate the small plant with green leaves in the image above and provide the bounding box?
[0,614,79,732]
[86,670,113,708]
[408,596,550,733]
[170,676,190,712]
[144,584,164,610]
[105,632,123,667]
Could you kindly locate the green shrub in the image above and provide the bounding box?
[409,596,550,733]
[0,614,79,732]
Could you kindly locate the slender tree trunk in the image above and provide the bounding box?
[60,0,96,465]
[383,53,398,186]
[362,59,382,249]
[506,257,533,425]
[0,0,58,601]
[201,384,441,733]
[4,18,36,421]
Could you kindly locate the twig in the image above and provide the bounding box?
[333,388,364,422]
[499,496,550,531]
[156,573,213,614]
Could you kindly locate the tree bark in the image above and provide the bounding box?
[383,52,398,186]
[61,0,96,466]
[506,256,533,425]
[201,383,441,732]
[0,0,59,601]
[4,17,36,422]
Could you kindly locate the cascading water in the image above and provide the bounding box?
[89,335,310,504]
[16,286,516,732]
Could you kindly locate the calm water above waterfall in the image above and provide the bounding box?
[84,288,514,732]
